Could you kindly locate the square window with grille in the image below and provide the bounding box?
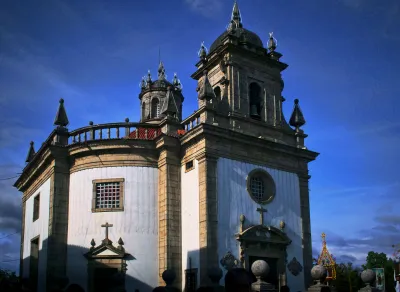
[92,179,124,212]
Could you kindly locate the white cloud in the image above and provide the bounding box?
[185,0,224,17]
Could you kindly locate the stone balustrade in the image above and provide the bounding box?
[68,120,161,144]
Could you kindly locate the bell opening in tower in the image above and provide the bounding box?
[249,82,262,120]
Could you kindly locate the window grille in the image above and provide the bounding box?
[250,176,265,202]
[95,182,121,209]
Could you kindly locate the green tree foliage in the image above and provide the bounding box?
[361,251,395,292]
[0,268,19,282]
[333,262,363,292]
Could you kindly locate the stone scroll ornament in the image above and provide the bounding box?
[220,251,239,271]
[287,257,303,276]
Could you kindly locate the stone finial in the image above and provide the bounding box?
[198,70,216,101]
[125,118,129,123]
[90,238,96,250]
[268,32,277,52]
[54,98,69,127]
[251,260,276,292]
[117,237,125,250]
[146,70,152,83]
[208,267,223,284]
[289,99,306,130]
[198,42,208,60]
[307,265,329,292]
[162,269,176,286]
[158,61,166,80]
[89,121,93,126]
[140,76,147,89]
[359,269,380,292]
[172,73,182,90]
[228,0,243,31]
[279,220,286,230]
[25,141,36,163]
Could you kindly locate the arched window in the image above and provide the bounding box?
[214,86,221,100]
[249,82,261,119]
[151,98,160,118]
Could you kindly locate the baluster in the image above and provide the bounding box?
[116,127,120,138]
[135,128,138,139]
[72,135,76,143]
[89,121,94,140]
[145,128,148,139]
[125,118,130,137]
[197,116,200,125]
[84,131,87,142]
[107,128,111,139]
[99,129,103,139]
[78,134,81,143]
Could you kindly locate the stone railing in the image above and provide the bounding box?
[182,113,201,133]
[68,120,161,145]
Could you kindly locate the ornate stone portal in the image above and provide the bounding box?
[235,214,292,286]
[84,222,131,292]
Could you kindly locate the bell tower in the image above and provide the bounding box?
[191,1,295,143]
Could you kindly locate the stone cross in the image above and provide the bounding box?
[101,222,113,239]
[256,206,268,225]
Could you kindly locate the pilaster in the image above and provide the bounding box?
[46,146,70,291]
[20,200,26,278]
[157,137,182,289]
[298,172,312,289]
[197,153,219,285]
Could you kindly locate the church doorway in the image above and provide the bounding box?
[249,256,278,286]
[29,237,39,292]
[93,268,119,292]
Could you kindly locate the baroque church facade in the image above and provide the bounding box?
[14,2,318,292]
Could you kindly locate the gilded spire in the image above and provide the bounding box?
[321,232,326,246]
[54,98,69,127]
[25,141,35,163]
[228,0,242,30]
[198,70,215,101]
[158,61,166,80]
[289,99,306,130]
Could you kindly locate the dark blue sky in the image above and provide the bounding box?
[0,0,399,271]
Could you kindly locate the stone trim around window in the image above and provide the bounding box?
[246,168,276,204]
[92,178,125,213]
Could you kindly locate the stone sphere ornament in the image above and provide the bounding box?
[361,269,376,285]
[162,269,176,286]
[251,260,270,279]
[208,267,223,283]
[311,265,327,281]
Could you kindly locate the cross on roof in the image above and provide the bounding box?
[256,206,268,225]
[101,222,113,240]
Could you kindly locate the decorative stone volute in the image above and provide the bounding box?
[251,260,276,292]
[359,269,379,292]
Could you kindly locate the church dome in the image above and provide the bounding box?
[209,27,264,53]
[208,1,264,54]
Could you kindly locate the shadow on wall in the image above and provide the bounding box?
[21,238,154,292]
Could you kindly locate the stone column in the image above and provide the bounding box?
[157,139,182,289]
[197,153,218,285]
[46,146,70,291]
[299,172,313,289]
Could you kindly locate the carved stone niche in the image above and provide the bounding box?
[84,238,132,292]
[235,225,292,281]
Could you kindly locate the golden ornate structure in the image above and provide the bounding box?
[317,233,336,281]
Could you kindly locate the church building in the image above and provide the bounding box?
[14,2,319,292]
